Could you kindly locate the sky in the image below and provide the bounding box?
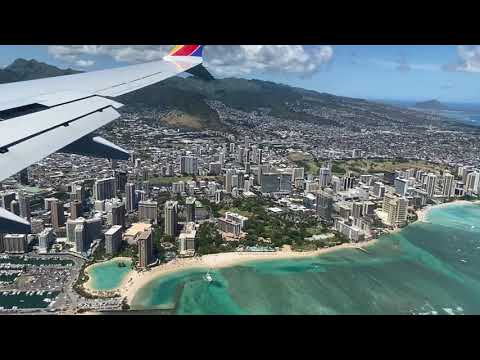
[1,45,479,103]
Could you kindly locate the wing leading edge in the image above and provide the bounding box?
[0,45,213,233]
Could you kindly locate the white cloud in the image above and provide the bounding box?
[47,45,333,77]
[74,59,95,68]
[443,45,480,73]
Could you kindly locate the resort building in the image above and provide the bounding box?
[137,229,154,269]
[124,223,153,245]
[178,222,197,257]
[105,225,123,255]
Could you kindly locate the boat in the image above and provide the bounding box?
[203,270,213,283]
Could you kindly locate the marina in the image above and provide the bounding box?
[0,290,60,310]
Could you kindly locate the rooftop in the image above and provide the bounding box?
[105,225,123,236]
[124,223,152,237]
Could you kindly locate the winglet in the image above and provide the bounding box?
[165,45,214,81]
[168,45,204,57]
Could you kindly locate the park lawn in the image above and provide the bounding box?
[288,151,313,162]
[332,159,450,175]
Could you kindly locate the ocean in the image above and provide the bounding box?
[131,202,480,315]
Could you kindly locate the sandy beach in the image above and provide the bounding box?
[120,240,378,304]
[416,200,480,223]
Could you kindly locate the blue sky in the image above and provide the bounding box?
[1,45,479,103]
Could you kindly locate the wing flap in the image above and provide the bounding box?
[0,96,123,151]
[0,106,120,181]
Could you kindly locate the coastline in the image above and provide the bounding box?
[120,240,378,304]
[89,199,480,307]
[416,199,480,223]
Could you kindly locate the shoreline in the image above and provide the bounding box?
[90,199,480,306]
[416,199,480,223]
[120,239,378,304]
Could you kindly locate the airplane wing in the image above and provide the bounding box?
[0,45,213,233]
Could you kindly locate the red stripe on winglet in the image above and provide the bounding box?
[171,45,200,56]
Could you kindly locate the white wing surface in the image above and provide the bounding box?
[0,45,212,232]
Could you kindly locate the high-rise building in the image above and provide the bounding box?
[94,177,116,201]
[70,185,86,204]
[279,173,292,193]
[342,175,355,191]
[237,172,245,190]
[360,174,373,186]
[3,234,28,253]
[394,178,409,196]
[38,228,55,254]
[225,170,233,193]
[383,194,408,227]
[373,182,386,198]
[110,202,126,228]
[261,173,281,193]
[215,189,224,204]
[465,171,480,194]
[44,197,58,211]
[185,197,196,223]
[10,200,20,216]
[291,168,305,183]
[70,200,82,220]
[18,192,31,221]
[231,174,239,189]
[115,171,128,194]
[362,201,375,216]
[172,181,185,194]
[179,222,197,255]
[164,201,178,237]
[257,149,263,164]
[74,223,87,254]
[305,180,320,193]
[316,189,334,221]
[209,162,222,175]
[51,200,65,229]
[180,156,198,175]
[19,168,29,185]
[383,171,396,185]
[137,229,154,269]
[138,200,158,225]
[319,167,331,188]
[105,225,123,255]
[218,212,248,237]
[426,173,437,198]
[352,202,363,219]
[1,192,16,210]
[443,172,455,197]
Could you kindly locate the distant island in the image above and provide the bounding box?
[414,99,449,110]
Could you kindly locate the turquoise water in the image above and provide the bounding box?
[87,258,133,291]
[131,203,480,314]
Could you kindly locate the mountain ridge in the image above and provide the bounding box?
[0,58,461,131]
